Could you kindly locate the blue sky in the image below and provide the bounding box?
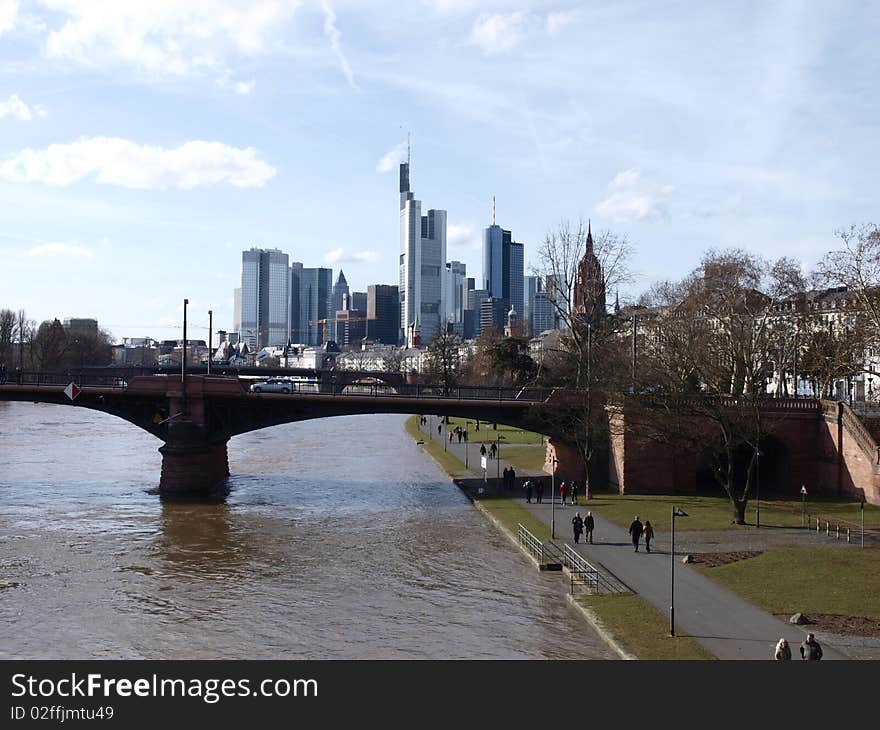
[0,0,877,342]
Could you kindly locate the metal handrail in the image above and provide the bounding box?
[517,524,546,564]
[563,544,630,595]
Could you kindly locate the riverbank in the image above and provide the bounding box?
[403,415,711,660]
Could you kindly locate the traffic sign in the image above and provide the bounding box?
[63,382,81,401]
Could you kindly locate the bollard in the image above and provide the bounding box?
[826,521,830,536]
[836,524,840,540]
[816,517,820,533]
[847,528,851,544]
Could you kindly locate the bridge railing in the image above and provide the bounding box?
[6,371,128,389]
[270,380,558,402]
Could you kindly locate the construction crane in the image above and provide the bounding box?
[310,316,371,347]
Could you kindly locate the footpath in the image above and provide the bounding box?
[418,418,848,661]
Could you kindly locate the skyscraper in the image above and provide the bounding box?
[482,223,524,331]
[238,247,290,349]
[399,158,446,345]
[367,284,400,345]
[444,261,467,327]
[296,267,333,346]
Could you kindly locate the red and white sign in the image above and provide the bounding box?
[64,382,82,401]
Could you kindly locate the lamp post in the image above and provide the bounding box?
[207,309,213,375]
[861,498,866,550]
[670,506,689,636]
[800,485,807,528]
[551,456,559,539]
[182,298,189,415]
[495,434,504,480]
[755,447,762,528]
[465,421,469,468]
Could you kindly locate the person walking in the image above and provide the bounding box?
[438,423,442,437]
[572,512,584,544]
[774,638,792,660]
[524,480,533,503]
[480,443,487,458]
[463,429,468,443]
[800,633,823,661]
[509,467,516,492]
[559,481,567,507]
[643,520,654,553]
[448,430,454,444]
[457,428,463,444]
[536,480,544,504]
[584,511,595,544]
[490,442,497,459]
[570,481,578,506]
[628,515,644,552]
[502,466,510,490]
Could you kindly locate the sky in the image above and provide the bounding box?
[0,0,878,343]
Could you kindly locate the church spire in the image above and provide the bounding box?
[614,289,620,314]
[586,219,593,254]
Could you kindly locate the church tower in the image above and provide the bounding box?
[573,221,606,324]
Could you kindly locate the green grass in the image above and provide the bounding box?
[576,594,714,660]
[582,492,880,532]
[404,415,470,478]
[696,547,880,620]
[499,443,547,472]
[442,416,545,444]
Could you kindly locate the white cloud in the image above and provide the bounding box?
[234,79,256,95]
[447,223,480,250]
[376,140,407,173]
[546,9,578,36]
[21,242,93,258]
[0,0,17,35]
[470,11,530,55]
[596,169,674,224]
[320,0,357,89]
[0,94,42,121]
[38,0,300,77]
[324,248,379,264]
[0,137,277,189]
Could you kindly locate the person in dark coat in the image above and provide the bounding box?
[584,511,595,543]
[570,481,578,506]
[480,443,487,457]
[572,512,584,544]
[524,480,533,503]
[628,516,644,552]
[509,467,516,491]
[643,520,654,553]
[800,633,823,660]
[536,480,544,503]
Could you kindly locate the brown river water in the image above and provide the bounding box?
[0,402,614,659]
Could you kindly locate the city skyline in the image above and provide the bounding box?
[0,1,878,343]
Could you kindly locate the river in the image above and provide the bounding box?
[0,402,614,659]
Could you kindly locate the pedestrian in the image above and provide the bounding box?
[800,633,823,661]
[559,481,567,507]
[774,638,792,661]
[438,423,442,437]
[502,466,510,489]
[628,515,644,552]
[457,428,463,444]
[584,511,595,544]
[480,443,487,457]
[536,480,544,503]
[509,467,516,492]
[643,520,654,553]
[490,442,497,459]
[449,430,454,443]
[0,362,6,384]
[570,481,578,506]
[525,480,533,503]
[463,430,468,443]
[572,512,584,544]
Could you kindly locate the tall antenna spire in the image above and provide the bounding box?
[492,195,496,225]
[407,131,411,167]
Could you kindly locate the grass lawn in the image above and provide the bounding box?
[583,492,880,532]
[696,547,880,620]
[441,416,545,444]
[498,444,546,472]
[404,415,470,478]
[575,594,714,660]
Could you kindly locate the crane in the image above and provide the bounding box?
[309,315,371,346]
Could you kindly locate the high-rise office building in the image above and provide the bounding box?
[239,247,290,349]
[352,291,367,314]
[399,158,446,345]
[295,267,333,345]
[531,290,555,334]
[232,287,242,335]
[482,223,524,327]
[366,284,400,345]
[479,297,509,337]
[444,261,467,327]
[289,261,303,342]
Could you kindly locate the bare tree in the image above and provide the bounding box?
[425,329,462,393]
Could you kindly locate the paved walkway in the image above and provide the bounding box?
[418,418,849,660]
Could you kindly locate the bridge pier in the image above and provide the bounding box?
[158,420,229,499]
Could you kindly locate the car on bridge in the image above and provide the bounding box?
[249,378,294,394]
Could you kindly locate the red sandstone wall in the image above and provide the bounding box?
[818,417,880,505]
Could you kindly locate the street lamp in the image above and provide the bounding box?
[465,421,469,468]
[800,485,807,528]
[207,309,213,375]
[551,456,559,539]
[861,498,866,550]
[670,506,689,636]
[495,434,505,480]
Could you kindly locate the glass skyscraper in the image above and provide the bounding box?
[238,247,289,349]
[481,224,524,331]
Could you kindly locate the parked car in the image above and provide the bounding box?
[249,378,293,394]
